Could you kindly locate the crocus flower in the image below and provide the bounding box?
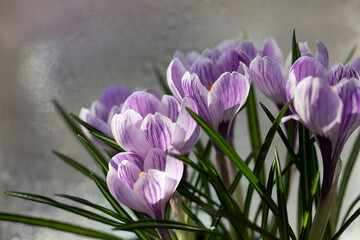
[111,90,200,156]
[285,56,360,198]
[250,39,329,110]
[167,39,253,138]
[79,84,131,147]
[107,148,183,239]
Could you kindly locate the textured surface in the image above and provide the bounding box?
[1,0,360,239]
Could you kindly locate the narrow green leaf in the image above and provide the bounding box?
[335,131,360,227]
[114,220,218,235]
[274,147,290,240]
[260,159,276,240]
[343,44,357,65]
[180,202,205,227]
[340,194,360,227]
[0,212,123,240]
[70,113,123,152]
[153,66,172,95]
[246,85,262,162]
[331,208,360,240]
[53,100,83,137]
[292,29,301,64]
[259,102,300,169]
[56,194,128,223]
[78,135,109,172]
[186,107,280,217]
[299,171,320,240]
[4,191,121,226]
[243,100,293,218]
[90,173,130,220]
[52,150,105,184]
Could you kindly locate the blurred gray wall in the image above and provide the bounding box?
[1,0,359,239]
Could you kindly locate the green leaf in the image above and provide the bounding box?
[52,150,106,184]
[343,44,357,65]
[186,107,280,217]
[0,212,124,240]
[340,194,360,227]
[335,131,360,227]
[70,113,124,152]
[114,220,219,235]
[3,191,121,226]
[243,100,293,218]
[246,85,262,163]
[274,147,290,240]
[292,29,301,64]
[56,194,128,223]
[53,100,83,138]
[259,102,300,169]
[331,207,360,240]
[78,134,109,172]
[153,66,172,95]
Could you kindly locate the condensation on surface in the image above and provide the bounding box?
[1,1,360,239]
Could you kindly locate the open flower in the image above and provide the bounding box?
[111,91,200,156]
[285,56,360,197]
[79,84,131,147]
[107,148,183,239]
[250,40,329,110]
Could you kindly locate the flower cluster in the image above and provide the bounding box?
[78,37,360,239]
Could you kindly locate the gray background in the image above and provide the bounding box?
[1,0,360,239]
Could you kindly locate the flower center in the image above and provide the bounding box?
[138,171,145,177]
[330,85,334,89]
[207,84,213,91]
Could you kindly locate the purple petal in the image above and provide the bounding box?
[118,160,141,189]
[107,166,149,215]
[99,84,132,110]
[134,170,177,219]
[217,49,251,73]
[186,51,201,66]
[298,42,312,57]
[112,152,145,171]
[201,48,222,62]
[79,108,112,137]
[348,58,360,74]
[250,56,287,107]
[144,148,167,172]
[316,40,329,68]
[334,78,360,144]
[122,91,161,118]
[111,111,152,156]
[163,149,184,183]
[167,58,187,101]
[238,40,258,60]
[208,72,250,128]
[293,77,342,136]
[286,56,330,101]
[191,58,220,88]
[175,97,201,153]
[107,105,122,125]
[91,101,108,122]
[173,50,190,69]
[141,113,185,151]
[217,40,240,52]
[261,38,284,65]
[181,72,211,124]
[158,95,180,122]
[330,64,359,85]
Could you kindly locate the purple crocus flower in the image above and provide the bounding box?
[167,40,253,138]
[79,84,131,147]
[111,90,200,156]
[107,148,183,239]
[285,56,360,198]
[250,39,329,110]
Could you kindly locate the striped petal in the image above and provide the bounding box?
[316,40,329,69]
[122,91,161,118]
[261,38,284,65]
[250,56,287,108]
[191,58,220,88]
[166,58,187,101]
